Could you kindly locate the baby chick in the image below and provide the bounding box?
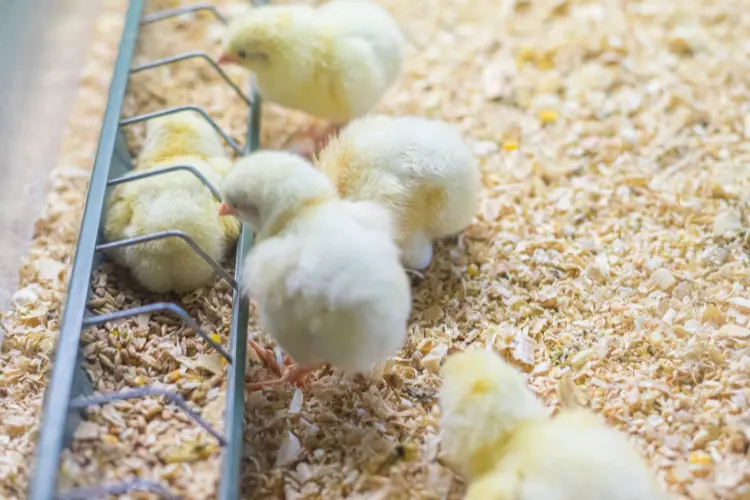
[104,113,240,294]
[315,115,481,270]
[439,349,668,500]
[218,151,411,389]
[218,0,405,157]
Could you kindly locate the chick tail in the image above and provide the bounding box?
[126,196,225,293]
[401,182,448,235]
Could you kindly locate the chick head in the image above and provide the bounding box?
[140,112,226,165]
[219,151,336,234]
[438,349,548,477]
[219,7,310,73]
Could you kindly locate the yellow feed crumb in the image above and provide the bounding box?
[503,140,519,152]
[689,451,712,465]
[538,109,558,124]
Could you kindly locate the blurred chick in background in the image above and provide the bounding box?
[218,0,405,158]
[104,113,240,294]
[218,151,412,389]
[315,115,481,270]
[439,350,668,500]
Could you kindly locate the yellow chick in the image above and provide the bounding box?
[218,151,411,389]
[315,115,481,270]
[104,113,240,294]
[218,0,405,157]
[439,350,668,500]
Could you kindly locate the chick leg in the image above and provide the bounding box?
[246,364,322,391]
[248,338,284,376]
[400,232,434,270]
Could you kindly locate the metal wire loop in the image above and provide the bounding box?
[96,230,239,290]
[141,3,227,25]
[56,478,180,500]
[108,164,223,201]
[130,51,252,107]
[119,106,244,154]
[70,386,227,445]
[83,302,233,363]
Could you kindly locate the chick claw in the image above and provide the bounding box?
[246,364,320,392]
[248,338,285,376]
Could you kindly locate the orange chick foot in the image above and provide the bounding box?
[248,338,284,376]
[287,123,345,160]
[246,364,322,392]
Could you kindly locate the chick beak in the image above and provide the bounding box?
[217,53,237,65]
[218,202,236,216]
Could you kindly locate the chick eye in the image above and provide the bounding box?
[237,50,247,59]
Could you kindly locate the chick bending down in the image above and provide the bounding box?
[219,0,405,158]
[104,113,240,294]
[219,151,412,389]
[316,115,481,270]
[439,350,668,500]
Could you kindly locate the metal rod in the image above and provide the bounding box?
[27,2,146,498]
[83,302,232,363]
[96,230,238,290]
[218,1,265,496]
[131,51,252,107]
[56,478,179,500]
[70,387,227,445]
[119,106,244,154]
[141,3,227,25]
[108,164,222,201]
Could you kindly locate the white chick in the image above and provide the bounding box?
[439,349,668,500]
[218,151,411,389]
[218,0,405,157]
[315,114,481,270]
[104,113,240,293]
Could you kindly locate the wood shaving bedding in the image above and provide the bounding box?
[2,0,749,499]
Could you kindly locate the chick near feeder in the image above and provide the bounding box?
[439,350,668,500]
[218,151,411,389]
[218,0,405,158]
[315,115,481,270]
[104,113,240,294]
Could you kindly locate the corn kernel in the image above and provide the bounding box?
[133,375,148,387]
[538,109,558,124]
[688,451,711,465]
[112,329,119,337]
[209,333,221,344]
[503,140,519,151]
[166,369,182,383]
[101,434,119,445]
[467,264,480,277]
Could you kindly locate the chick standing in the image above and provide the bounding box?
[104,113,240,293]
[218,151,412,389]
[315,115,481,270]
[439,350,668,500]
[218,0,405,157]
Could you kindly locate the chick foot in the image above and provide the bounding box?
[248,338,292,376]
[246,364,322,391]
[287,123,344,160]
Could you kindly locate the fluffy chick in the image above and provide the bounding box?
[219,0,405,156]
[315,114,481,270]
[439,350,668,500]
[219,151,411,388]
[104,113,240,294]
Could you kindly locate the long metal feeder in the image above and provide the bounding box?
[28,1,264,498]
